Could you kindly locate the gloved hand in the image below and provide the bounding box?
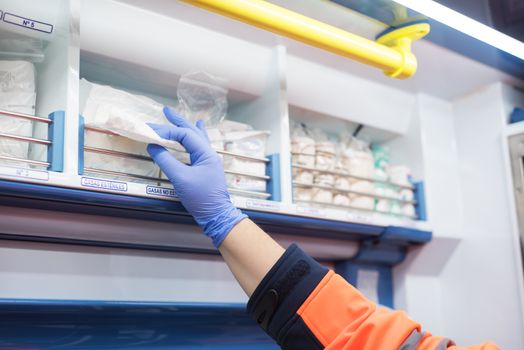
[147,106,247,248]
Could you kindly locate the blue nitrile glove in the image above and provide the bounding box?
[147,106,247,248]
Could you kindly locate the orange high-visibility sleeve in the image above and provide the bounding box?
[248,244,501,350]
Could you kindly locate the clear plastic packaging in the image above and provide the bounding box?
[292,154,315,168]
[314,173,335,187]
[312,128,336,171]
[351,180,374,194]
[226,174,266,192]
[176,71,228,128]
[341,136,374,178]
[291,122,315,155]
[0,60,36,166]
[293,168,314,184]
[224,157,266,177]
[389,165,411,186]
[80,79,167,179]
[333,193,350,207]
[224,130,269,158]
[312,188,332,203]
[351,196,374,210]
[334,176,351,190]
[294,187,313,202]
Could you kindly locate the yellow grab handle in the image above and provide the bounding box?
[180,0,429,79]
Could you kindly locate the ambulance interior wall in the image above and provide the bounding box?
[393,84,524,350]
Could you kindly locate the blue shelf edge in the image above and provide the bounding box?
[0,179,431,244]
[0,298,278,349]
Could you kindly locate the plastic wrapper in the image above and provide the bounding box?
[0,60,36,166]
[226,174,266,192]
[375,199,391,213]
[315,152,336,171]
[314,173,335,187]
[389,165,411,186]
[80,79,167,178]
[292,154,315,168]
[291,122,315,155]
[333,193,350,207]
[351,196,374,210]
[84,130,160,182]
[334,176,351,190]
[80,78,184,149]
[312,188,332,203]
[312,128,336,170]
[399,189,414,201]
[341,136,374,178]
[293,168,314,184]
[351,180,374,194]
[176,71,227,128]
[224,157,266,177]
[402,204,416,218]
[224,130,269,158]
[294,187,312,202]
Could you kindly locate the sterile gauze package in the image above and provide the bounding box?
[80,78,165,180]
[291,122,315,155]
[291,122,315,167]
[293,187,313,202]
[333,193,350,207]
[293,168,314,184]
[0,60,36,166]
[226,174,266,193]
[312,128,336,171]
[220,120,270,188]
[312,188,332,204]
[341,136,374,178]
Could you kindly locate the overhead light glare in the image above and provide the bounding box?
[391,0,524,61]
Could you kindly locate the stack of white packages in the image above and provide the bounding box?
[0,60,36,166]
[79,78,167,181]
[291,123,316,202]
[220,120,270,193]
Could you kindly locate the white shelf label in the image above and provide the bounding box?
[0,166,49,181]
[347,211,373,224]
[146,185,176,198]
[81,177,127,192]
[296,205,326,218]
[3,12,53,34]
[245,199,281,212]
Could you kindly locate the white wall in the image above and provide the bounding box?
[396,85,524,350]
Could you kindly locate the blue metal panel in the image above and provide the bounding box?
[266,153,281,201]
[510,108,524,124]
[0,299,279,349]
[414,181,427,221]
[0,180,385,241]
[383,225,432,244]
[47,111,65,172]
[78,115,85,175]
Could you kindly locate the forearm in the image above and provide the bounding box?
[218,218,285,296]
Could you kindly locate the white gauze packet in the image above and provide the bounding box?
[0,60,36,166]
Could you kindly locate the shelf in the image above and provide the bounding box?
[0,179,431,248]
[292,163,414,190]
[293,181,416,204]
[0,298,278,349]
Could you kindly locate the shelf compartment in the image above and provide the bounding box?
[0,109,64,172]
[292,163,414,190]
[81,122,273,200]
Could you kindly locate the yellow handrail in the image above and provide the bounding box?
[180,0,429,79]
